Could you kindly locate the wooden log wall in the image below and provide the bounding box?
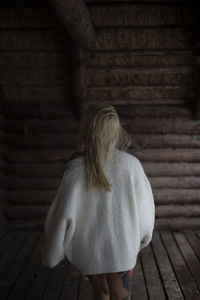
[0,0,199,230]
[0,96,6,228]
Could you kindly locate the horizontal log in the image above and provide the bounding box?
[0,140,5,149]
[0,187,5,196]
[0,87,194,105]
[1,0,194,4]
[4,177,60,190]
[2,118,79,134]
[4,133,79,149]
[0,131,5,138]
[0,67,193,87]
[0,52,194,68]
[0,190,6,202]
[124,118,200,134]
[0,0,43,5]
[148,176,200,189]
[4,132,200,149]
[130,148,200,163]
[0,161,4,174]
[1,86,72,103]
[2,103,192,119]
[0,52,71,68]
[87,0,196,3]
[88,66,193,74]
[0,213,6,225]
[0,89,194,107]
[154,189,200,204]
[2,103,75,119]
[0,150,4,160]
[87,86,194,101]
[4,117,200,135]
[4,162,67,177]
[3,203,48,220]
[5,161,200,178]
[132,134,200,148]
[3,171,200,189]
[0,28,194,51]
[87,68,194,87]
[89,50,195,57]
[5,219,44,232]
[0,29,70,50]
[3,188,200,205]
[4,148,200,164]
[0,5,195,28]
[95,28,194,50]
[155,204,200,217]
[154,217,200,230]
[142,162,200,176]
[0,174,5,189]
[4,149,74,163]
[3,98,190,106]
[0,173,6,183]
[4,167,200,190]
[0,5,60,28]
[90,5,196,26]
[4,203,200,221]
[0,68,71,86]
[85,51,195,66]
[5,190,57,204]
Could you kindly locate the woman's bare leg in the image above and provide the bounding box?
[106,269,133,300]
[87,273,110,300]
[87,269,133,300]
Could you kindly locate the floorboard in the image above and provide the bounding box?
[0,229,199,300]
[160,231,200,300]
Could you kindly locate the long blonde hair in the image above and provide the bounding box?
[75,104,138,192]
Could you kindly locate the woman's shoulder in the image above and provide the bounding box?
[63,151,84,178]
[68,151,84,161]
[116,149,139,164]
[67,149,140,167]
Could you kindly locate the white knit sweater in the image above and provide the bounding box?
[40,149,155,275]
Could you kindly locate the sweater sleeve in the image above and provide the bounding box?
[134,158,155,251]
[40,171,68,268]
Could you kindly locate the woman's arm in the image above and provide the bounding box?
[134,158,155,251]
[40,172,68,268]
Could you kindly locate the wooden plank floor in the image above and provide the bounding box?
[0,229,200,300]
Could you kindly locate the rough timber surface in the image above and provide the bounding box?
[0,229,199,300]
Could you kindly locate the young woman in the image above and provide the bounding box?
[40,104,155,300]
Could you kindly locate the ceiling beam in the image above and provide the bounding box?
[68,40,89,120]
[48,0,97,50]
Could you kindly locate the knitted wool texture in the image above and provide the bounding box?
[40,149,155,275]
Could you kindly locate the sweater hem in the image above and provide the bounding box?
[66,257,138,276]
[83,261,137,275]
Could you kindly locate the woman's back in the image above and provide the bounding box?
[41,148,155,276]
[40,103,155,300]
[64,149,140,274]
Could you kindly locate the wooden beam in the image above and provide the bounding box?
[192,26,200,119]
[0,93,6,227]
[47,0,96,50]
[68,41,89,120]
